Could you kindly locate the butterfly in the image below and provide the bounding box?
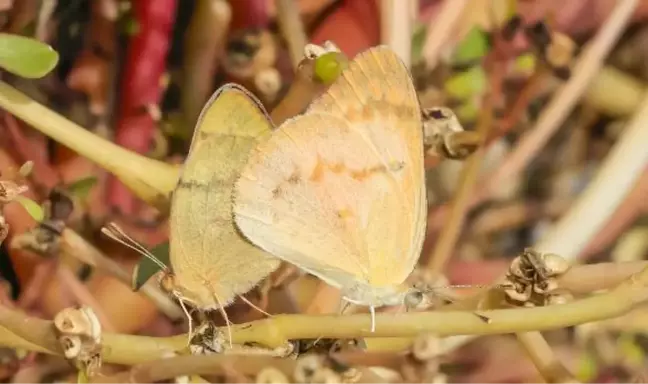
[113,84,282,347]
[234,46,427,331]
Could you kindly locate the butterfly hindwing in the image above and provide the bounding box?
[170,84,281,309]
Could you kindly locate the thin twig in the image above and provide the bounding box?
[422,0,468,70]
[517,332,580,383]
[477,0,639,207]
[276,0,308,69]
[380,0,413,67]
[425,47,503,275]
[56,266,117,333]
[60,228,183,320]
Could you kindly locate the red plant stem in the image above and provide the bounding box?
[107,0,177,215]
[229,0,269,31]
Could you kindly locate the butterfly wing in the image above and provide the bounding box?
[234,47,426,293]
[170,84,281,309]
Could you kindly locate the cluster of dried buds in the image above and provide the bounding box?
[503,248,573,307]
[53,306,103,377]
[422,107,479,161]
[403,333,447,383]
[10,188,74,257]
[0,161,33,245]
[503,16,576,79]
[256,353,354,383]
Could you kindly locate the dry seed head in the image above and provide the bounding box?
[0,180,28,204]
[294,354,324,383]
[545,32,575,69]
[54,307,102,342]
[303,41,340,60]
[504,283,532,303]
[18,161,34,178]
[533,279,558,295]
[59,335,82,359]
[256,366,290,384]
[412,333,441,361]
[547,290,574,305]
[310,368,341,384]
[254,68,281,100]
[541,253,570,276]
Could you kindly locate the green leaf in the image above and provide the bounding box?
[14,195,44,222]
[66,176,98,201]
[452,26,490,66]
[0,33,59,78]
[444,65,487,101]
[313,52,348,85]
[132,242,170,291]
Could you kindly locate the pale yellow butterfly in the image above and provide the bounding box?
[233,46,426,331]
[169,84,281,339]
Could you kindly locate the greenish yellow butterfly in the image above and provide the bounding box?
[169,84,280,313]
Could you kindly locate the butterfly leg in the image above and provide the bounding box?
[369,305,376,332]
[238,294,272,317]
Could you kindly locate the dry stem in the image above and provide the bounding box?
[422,0,468,70]
[276,0,308,69]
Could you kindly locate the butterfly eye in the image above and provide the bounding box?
[404,290,424,309]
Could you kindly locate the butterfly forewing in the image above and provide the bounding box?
[170,84,281,309]
[234,46,426,294]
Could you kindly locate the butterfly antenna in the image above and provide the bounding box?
[101,222,168,271]
[369,306,376,333]
[238,294,272,318]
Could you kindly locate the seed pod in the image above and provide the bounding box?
[310,368,340,384]
[412,334,440,361]
[294,354,324,383]
[256,366,290,384]
[542,253,570,277]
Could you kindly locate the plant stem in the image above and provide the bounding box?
[276,0,308,69]
[0,81,179,213]
[1,258,648,364]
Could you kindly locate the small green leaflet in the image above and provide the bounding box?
[444,65,487,101]
[14,195,44,222]
[131,242,170,291]
[452,26,490,66]
[66,176,98,201]
[0,33,59,78]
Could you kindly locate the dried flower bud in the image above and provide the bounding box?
[303,41,340,60]
[294,354,324,383]
[254,68,281,101]
[0,181,28,204]
[54,307,102,343]
[412,334,440,361]
[59,335,82,359]
[545,32,575,70]
[256,366,290,384]
[18,161,33,178]
[546,290,574,305]
[310,368,340,384]
[505,283,532,303]
[542,253,570,277]
[533,278,558,295]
